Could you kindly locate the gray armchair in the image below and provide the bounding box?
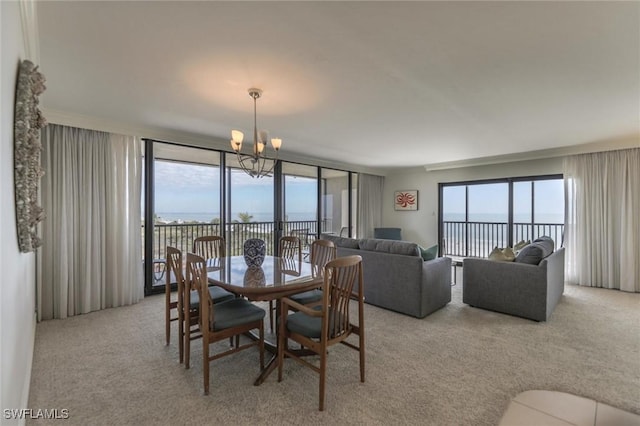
[462,248,565,321]
[373,227,402,240]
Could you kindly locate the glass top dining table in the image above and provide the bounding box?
[206,255,321,385]
[206,255,321,302]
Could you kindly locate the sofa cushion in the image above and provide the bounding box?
[419,244,438,261]
[359,238,420,257]
[320,233,360,249]
[515,237,555,265]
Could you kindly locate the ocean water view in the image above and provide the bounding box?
[443,212,564,224]
[155,212,316,223]
[154,212,564,224]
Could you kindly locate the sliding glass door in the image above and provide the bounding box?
[439,175,564,258]
[320,169,354,237]
[226,154,275,256]
[282,163,318,251]
[143,139,359,294]
[144,142,221,293]
[513,179,565,245]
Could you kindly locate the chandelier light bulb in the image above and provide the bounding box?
[231,130,244,143]
[230,130,244,152]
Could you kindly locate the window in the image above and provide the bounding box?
[320,169,352,237]
[143,139,358,294]
[439,175,564,258]
[226,154,275,256]
[144,143,222,289]
[282,162,318,251]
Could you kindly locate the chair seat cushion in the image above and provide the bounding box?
[287,307,345,339]
[213,298,265,330]
[289,289,323,305]
[190,286,235,309]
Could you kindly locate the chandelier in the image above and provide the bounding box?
[230,88,282,178]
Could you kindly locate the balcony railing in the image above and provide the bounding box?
[142,219,320,275]
[442,221,564,258]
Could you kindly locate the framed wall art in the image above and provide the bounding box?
[394,190,418,211]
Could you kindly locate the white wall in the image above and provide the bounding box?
[1,1,37,420]
[382,157,564,247]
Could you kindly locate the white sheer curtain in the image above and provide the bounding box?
[563,148,640,293]
[38,124,144,320]
[357,173,384,239]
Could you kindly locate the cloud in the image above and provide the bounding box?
[155,161,219,191]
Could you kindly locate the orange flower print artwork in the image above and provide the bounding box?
[394,190,418,211]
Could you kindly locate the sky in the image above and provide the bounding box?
[152,161,317,220]
[153,161,564,224]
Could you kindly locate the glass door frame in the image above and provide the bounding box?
[143,138,358,295]
[438,173,564,258]
[142,139,225,295]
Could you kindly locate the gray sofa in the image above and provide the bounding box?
[462,245,565,322]
[321,234,451,318]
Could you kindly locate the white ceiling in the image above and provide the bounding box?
[36,1,639,171]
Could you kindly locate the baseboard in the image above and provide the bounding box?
[17,312,36,426]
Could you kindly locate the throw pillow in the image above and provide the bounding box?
[533,236,555,254]
[514,236,555,265]
[488,246,516,262]
[419,244,438,261]
[502,246,516,261]
[514,243,543,265]
[513,240,529,252]
[488,247,509,261]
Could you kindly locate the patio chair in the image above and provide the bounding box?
[186,253,266,394]
[277,255,365,410]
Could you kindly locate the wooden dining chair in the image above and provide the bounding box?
[290,228,311,252]
[183,238,235,369]
[309,239,337,278]
[277,255,366,411]
[165,246,185,360]
[186,253,266,395]
[288,239,336,306]
[193,235,225,266]
[266,236,303,331]
[165,246,235,366]
[280,236,302,264]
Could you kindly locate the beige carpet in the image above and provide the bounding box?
[28,283,640,425]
